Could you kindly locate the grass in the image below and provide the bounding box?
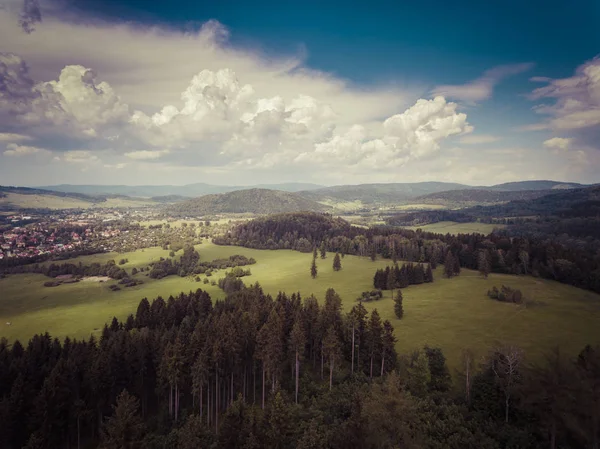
[403,221,506,235]
[1,242,599,371]
[0,193,95,210]
[0,193,156,210]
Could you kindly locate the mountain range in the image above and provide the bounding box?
[35,180,587,202]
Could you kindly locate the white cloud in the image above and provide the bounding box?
[292,96,471,171]
[0,132,32,142]
[63,150,99,163]
[458,134,499,144]
[432,63,534,102]
[543,137,571,150]
[124,149,169,160]
[104,163,126,169]
[528,56,600,130]
[3,142,49,156]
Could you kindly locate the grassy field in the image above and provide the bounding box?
[0,193,95,210]
[1,242,599,370]
[0,192,157,210]
[403,221,506,235]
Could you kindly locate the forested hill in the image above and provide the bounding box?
[416,188,558,205]
[463,185,600,218]
[486,180,586,191]
[166,189,330,216]
[298,182,469,203]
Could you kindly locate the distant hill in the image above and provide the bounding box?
[416,189,559,205]
[37,182,326,198]
[299,182,471,204]
[0,185,156,211]
[484,180,586,192]
[463,185,600,219]
[166,189,330,216]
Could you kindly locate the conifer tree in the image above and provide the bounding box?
[381,321,397,376]
[312,246,318,260]
[425,264,434,283]
[310,258,317,279]
[333,253,342,271]
[444,252,455,278]
[408,350,431,397]
[367,309,383,380]
[290,315,305,404]
[394,290,404,319]
[100,390,145,449]
[478,249,491,279]
[319,241,327,259]
[323,326,341,390]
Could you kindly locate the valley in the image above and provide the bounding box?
[2,240,599,372]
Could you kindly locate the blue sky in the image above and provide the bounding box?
[0,0,599,185]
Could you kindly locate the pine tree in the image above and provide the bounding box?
[408,350,431,397]
[367,309,383,380]
[312,247,318,260]
[323,326,341,390]
[100,390,145,449]
[310,258,318,279]
[425,264,434,283]
[290,315,305,403]
[369,244,377,262]
[319,241,327,259]
[394,290,404,319]
[444,252,455,278]
[478,249,491,279]
[333,253,342,271]
[381,321,397,376]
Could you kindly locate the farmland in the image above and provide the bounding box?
[2,241,598,370]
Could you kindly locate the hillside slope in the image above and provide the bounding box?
[299,182,470,204]
[167,189,331,216]
[417,188,558,205]
[38,182,325,197]
[485,180,585,191]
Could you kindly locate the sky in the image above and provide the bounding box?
[0,0,599,187]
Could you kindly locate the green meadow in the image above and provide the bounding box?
[1,241,599,370]
[403,220,506,235]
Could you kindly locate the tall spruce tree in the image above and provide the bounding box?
[319,241,327,259]
[444,252,455,278]
[100,390,145,449]
[310,258,318,279]
[394,290,404,319]
[478,249,491,279]
[333,253,342,271]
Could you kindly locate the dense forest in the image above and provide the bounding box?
[1,284,599,448]
[214,212,600,294]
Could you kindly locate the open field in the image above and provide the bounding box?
[0,193,95,210]
[1,242,599,370]
[0,192,157,210]
[403,220,506,234]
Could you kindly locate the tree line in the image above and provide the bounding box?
[1,284,599,448]
[214,212,600,294]
[149,246,255,279]
[373,262,434,290]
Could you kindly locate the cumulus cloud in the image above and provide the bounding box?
[19,0,41,33]
[3,142,49,156]
[293,96,471,171]
[62,150,99,163]
[528,56,600,130]
[124,149,170,160]
[0,8,477,183]
[458,134,499,145]
[0,52,129,140]
[432,63,534,102]
[0,132,31,141]
[543,137,571,150]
